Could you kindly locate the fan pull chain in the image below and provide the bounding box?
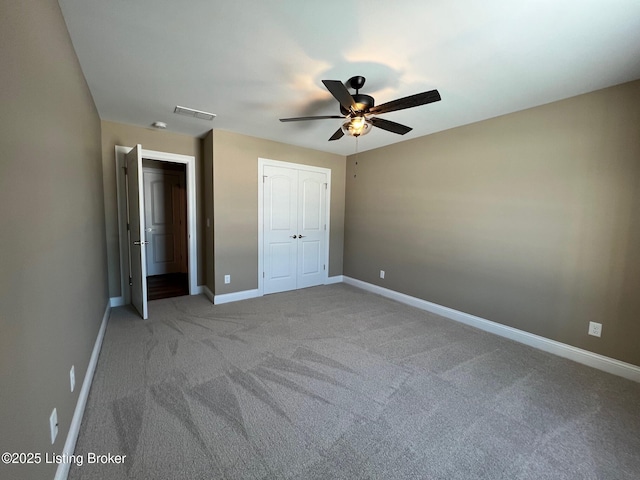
[354,137,359,179]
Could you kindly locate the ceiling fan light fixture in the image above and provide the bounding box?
[342,116,372,137]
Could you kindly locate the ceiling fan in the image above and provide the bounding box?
[280,76,441,141]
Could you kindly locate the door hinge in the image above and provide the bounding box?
[124,166,128,175]
[129,276,132,286]
[324,224,326,230]
[263,272,265,278]
[127,223,130,231]
[263,175,268,183]
[323,264,326,271]
[324,183,327,190]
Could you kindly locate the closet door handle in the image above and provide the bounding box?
[298,235,306,238]
[290,235,297,239]
[133,240,149,246]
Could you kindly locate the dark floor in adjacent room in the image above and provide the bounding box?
[147,272,188,301]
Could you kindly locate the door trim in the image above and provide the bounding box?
[257,158,331,296]
[115,146,198,305]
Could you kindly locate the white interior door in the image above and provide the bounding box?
[143,169,185,276]
[125,145,148,319]
[263,164,327,294]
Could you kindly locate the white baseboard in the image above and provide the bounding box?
[214,288,261,305]
[325,275,344,285]
[342,276,640,383]
[55,302,111,480]
[214,279,344,305]
[202,285,214,303]
[192,285,204,295]
[109,296,124,307]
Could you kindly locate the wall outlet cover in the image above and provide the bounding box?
[588,321,602,337]
[224,274,231,284]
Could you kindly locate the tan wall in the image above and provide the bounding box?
[212,130,346,294]
[345,80,640,366]
[101,121,205,297]
[0,1,109,478]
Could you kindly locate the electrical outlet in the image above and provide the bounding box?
[50,408,58,444]
[380,270,385,279]
[70,365,75,392]
[588,321,602,337]
[224,274,231,284]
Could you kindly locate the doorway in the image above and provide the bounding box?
[115,145,198,319]
[142,160,189,301]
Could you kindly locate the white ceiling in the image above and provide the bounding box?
[58,0,640,156]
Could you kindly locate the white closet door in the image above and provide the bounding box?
[263,165,298,294]
[297,170,326,289]
[263,164,327,294]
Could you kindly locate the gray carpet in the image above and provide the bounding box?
[69,284,640,479]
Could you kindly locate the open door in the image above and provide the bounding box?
[125,144,148,319]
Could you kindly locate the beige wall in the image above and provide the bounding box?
[101,121,205,297]
[212,130,346,294]
[0,1,109,478]
[345,80,640,366]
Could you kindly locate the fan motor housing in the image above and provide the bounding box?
[340,94,374,115]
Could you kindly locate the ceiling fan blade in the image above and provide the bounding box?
[322,80,356,111]
[370,117,413,135]
[328,128,344,141]
[369,89,441,115]
[280,115,344,122]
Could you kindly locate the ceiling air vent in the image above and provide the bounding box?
[173,105,216,121]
